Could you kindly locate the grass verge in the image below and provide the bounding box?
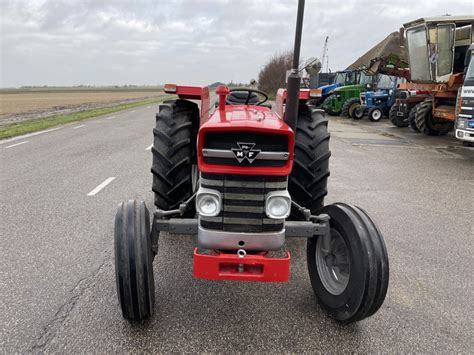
[0,96,172,140]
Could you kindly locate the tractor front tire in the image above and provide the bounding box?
[368,106,383,122]
[115,200,155,321]
[307,203,389,323]
[389,104,408,127]
[152,99,199,212]
[341,98,360,118]
[351,104,365,120]
[415,98,452,136]
[289,106,330,216]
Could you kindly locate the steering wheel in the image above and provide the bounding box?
[229,88,269,105]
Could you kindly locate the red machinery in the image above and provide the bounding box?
[114,0,388,324]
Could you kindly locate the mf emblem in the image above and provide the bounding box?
[231,142,261,163]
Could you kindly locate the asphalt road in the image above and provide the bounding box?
[1,104,473,352]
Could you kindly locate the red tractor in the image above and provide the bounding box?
[114,0,388,324]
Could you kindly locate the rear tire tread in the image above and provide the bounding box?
[289,106,330,216]
[151,99,198,210]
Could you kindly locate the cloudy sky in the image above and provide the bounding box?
[1,0,472,87]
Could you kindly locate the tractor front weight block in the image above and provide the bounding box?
[193,249,291,282]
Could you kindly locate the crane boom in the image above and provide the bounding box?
[321,36,329,73]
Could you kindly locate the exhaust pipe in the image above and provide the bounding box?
[284,0,305,133]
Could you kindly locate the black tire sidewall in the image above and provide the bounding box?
[307,205,368,321]
[114,200,155,321]
[352,105,365,119]
[368,107,383,121]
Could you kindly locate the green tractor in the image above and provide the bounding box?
[322,71,376,116]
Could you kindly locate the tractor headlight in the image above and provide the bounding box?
[265,191,291,219]
[457,119,465,129]
[196,188,222,217]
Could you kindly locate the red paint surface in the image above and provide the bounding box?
[193,248,290,282]
[197,104,295,176]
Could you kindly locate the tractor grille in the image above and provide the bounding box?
[199,173,287,233]
[202,131,289,167]
[460,97,474,123]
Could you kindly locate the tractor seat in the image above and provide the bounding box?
[226,91,260,105]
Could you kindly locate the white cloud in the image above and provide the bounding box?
[1,0,473,87]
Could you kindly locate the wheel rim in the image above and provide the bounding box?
[315,230,350,295]
[372,110,382,120]
[354,107,364,118]
[349,103,358,116]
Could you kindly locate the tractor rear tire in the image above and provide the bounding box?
[115,200,155,321]
[307,203,389,323]
[341,98,360,118]
[415,98,452,136]
[289,106,330,216]
[368,106,383,122]
[152,99,199,212]
[389,104,408,127]
[408,105,420,132]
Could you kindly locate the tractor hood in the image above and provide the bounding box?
[202,105,292,131]
[320,83,341,94]
[197,105,295,176]
[334,84,367,92]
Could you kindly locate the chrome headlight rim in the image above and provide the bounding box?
[196,188,222,217]
[265,190,291,219]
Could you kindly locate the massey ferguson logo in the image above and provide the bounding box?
[231,142,261,163]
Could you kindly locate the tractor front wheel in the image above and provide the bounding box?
[115,200,155,321]
[389,104,408,127]
[341,98,360,118]
[368,106,383,122]
[307,203,389,323]
[351,104,365,120]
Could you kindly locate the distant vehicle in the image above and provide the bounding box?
[352,75,406,122]
[389,16,473,135]
[321,70,377,116]
[455,44,474,146]
[308,70,358,107]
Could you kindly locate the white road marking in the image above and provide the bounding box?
[145,144,153,150]
[73,124,86,129]
[87,177,116,196]
[106,115,116,120]
[5,141,29,149]
[0,127,62,145]
[131,110,136,113]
